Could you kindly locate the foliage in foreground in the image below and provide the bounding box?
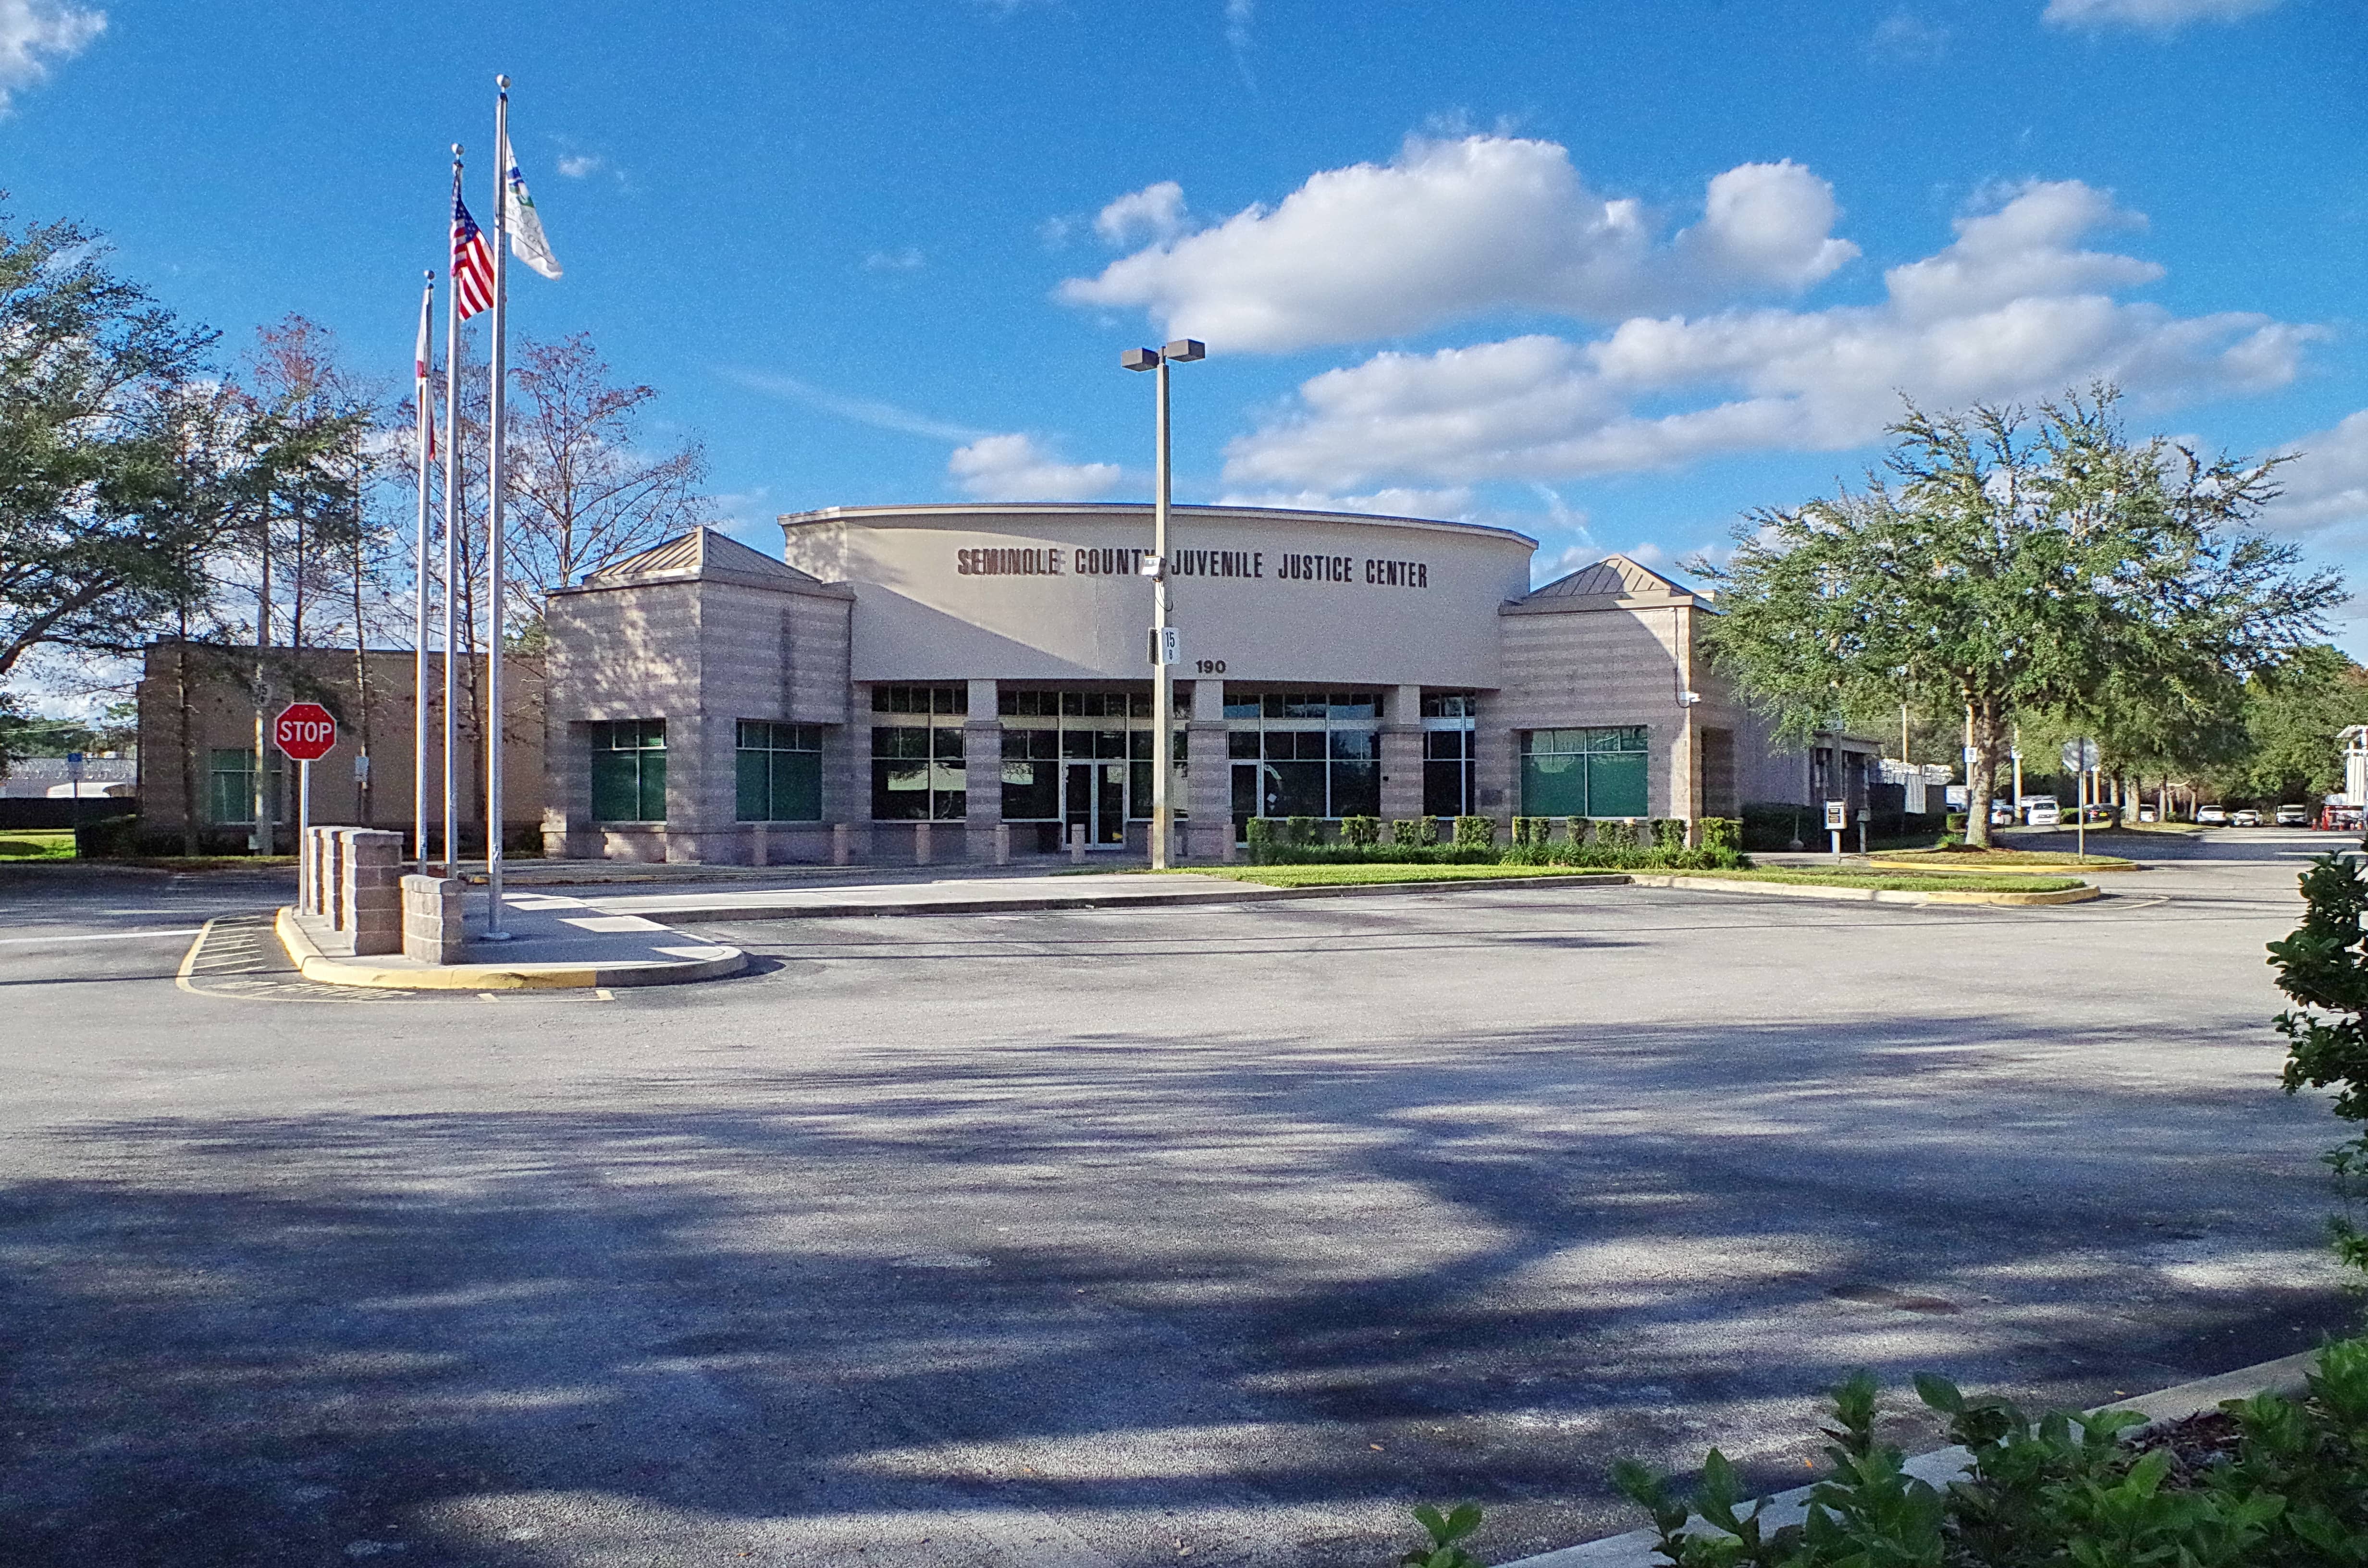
[1242,815,1748,872]
[2268,851,2368,1278]
[1397,1338,2368,1568]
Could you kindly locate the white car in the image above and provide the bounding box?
[2276,804,2311,827]
[2023,796,2061,828]
[2196,805,2228,825]
[2232,808,2263,828]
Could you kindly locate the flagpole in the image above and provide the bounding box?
[442,147,464,880]
[412,269,435,872]
[482,76,513,941]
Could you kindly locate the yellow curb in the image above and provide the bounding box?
[1865,857,2141,873]
[1624,875,2101,906]
[273,907,745,990]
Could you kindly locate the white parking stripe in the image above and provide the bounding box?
[0,926,206,946]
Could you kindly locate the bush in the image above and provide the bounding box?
[1598,1342,2368,1568]
[1285,815,1319,848]
[1340,814,1380,848]
[1699,817,1741,855]
[1945,811,1968,833]
[1652,818,1686,851]
[1739,801,1813,852]
[1244,817,1276,863]
[1390,817,1437,849]
[2269,852,2368,1278]
[1594,819,1640,852]
[1453,815,1495,850]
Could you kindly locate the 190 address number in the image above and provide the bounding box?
[1195,659,1227,674]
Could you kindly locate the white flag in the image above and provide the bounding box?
[501,130,562,280]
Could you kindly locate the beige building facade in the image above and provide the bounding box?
[534,504,1843,867]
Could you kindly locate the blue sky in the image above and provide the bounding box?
[5,0,2365,632]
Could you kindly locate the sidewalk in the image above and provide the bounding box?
[276,890,746,990]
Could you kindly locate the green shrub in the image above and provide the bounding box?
[1699,817,1741,855]
[1340,814,1380,848]
[1390,817,1437,848]
[1564,816,1588,848]
[1285,815,1318,848]
[2269,853,2368,1278]
[1593,818,1639,852]
[1453,815,1495,850]
[1652,818,1686,851]
[1592,1343,2368,1568]
[1244,817,1276,863]
[1945,810,1968,833]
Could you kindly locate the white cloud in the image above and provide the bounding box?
[722,367,990,443]
[2042,0,2282,30]
[1870,8,1950,58]
[1213,486,1477,519]
[1057,135,1859,353]
[863,246,925,271]
[0,0,103,113]
[948,434,1122,502]
[2267,411,2368,541]
[555,153,604,178]
[1224,180,2319,489]
[1093,181,1190,248]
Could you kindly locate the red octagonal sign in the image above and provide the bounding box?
[273,702,337,762]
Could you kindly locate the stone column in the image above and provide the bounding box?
[1381,683,1424,827]
[1473,696,1515,838]
[342,828,404,956]
[401,873,466,964]
[659,712,736,864]
[963,678,1001,863]
[1185,679,1231,860]
[848,693,877,864]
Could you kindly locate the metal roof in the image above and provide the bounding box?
[1512,554,1702,608]
[578,527,827,590]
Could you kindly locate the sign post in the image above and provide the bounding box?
[2061,737,2100,862]
[275,703,337,892]
[64,750,84,851]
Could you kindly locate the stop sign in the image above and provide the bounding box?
[273,702,337,762]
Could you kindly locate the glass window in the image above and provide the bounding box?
[1421,692,1477,719]
[735,721,822,822]
[1223,694,1262,720]
[591,720,667,821]
[1519,725,1648,818]
[871,721,964,821]
[871,685,967,716]
[207,747,276,825]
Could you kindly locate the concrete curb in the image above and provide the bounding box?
[273,907,747,990]
[1864,858,2143,875]
[1626,875,2102,906]
[1501,1348,2322,1568]
[594,870,2105,923]
[592,873,1635,921]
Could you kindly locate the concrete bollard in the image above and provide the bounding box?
[341,829,405,956]
[1221,828,1237,863]
[400,873,467,964]
[1069,823,1087,865]
[914,821,932,866]
[994,823,1011,866]
[751,823,769,868]
[831,822,851,867]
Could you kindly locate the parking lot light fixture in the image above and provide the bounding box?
[1122,340,1205,870]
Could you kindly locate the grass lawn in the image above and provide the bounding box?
[0,830,76,861]
[1872,845,2136,870]
[1169,864,2087,894]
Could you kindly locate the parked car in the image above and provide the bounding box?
[2196,805,2229,825]
[2137,807,2158,822]
[1990,803,2016,826]
[2232,808,2263,827]
[2024,795,2061,828]
[2276,804,2311,827]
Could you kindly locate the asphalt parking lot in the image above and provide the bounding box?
[1,832,2358,1568]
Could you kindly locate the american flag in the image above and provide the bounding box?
[450,172,495,320]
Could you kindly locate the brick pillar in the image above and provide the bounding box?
[401,874,466,964]
[342,828,404,956]
[543,719,592,859]
[1474,697,1515,837]
[327,828,353,930]
[964,678,1000,863]
[1381,683,1424,827]
[1185,679,1232,860]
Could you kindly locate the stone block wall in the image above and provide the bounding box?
[401,874,466,964]
[340,829,405,956]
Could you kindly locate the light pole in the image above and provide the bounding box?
[1122,338,1204,870]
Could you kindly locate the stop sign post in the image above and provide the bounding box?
[274,704,336,889]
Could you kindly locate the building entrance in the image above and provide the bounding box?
[1064,760,1127,846]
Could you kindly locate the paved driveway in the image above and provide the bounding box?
[0,833,2356,1567]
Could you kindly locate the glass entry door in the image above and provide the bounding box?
[1065,761,1128,845]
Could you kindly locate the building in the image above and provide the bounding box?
[537,503,1850,865]
[135,641,544,852]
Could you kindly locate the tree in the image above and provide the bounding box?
[0,209,220,680]
[2224,647,2368,804]
[1693,388,2343,847]
[504,331,708,637]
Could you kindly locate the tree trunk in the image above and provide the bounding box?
[1966,697,2007,849]
[174,623,200,858]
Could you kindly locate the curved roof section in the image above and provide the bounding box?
[778,501,1538,551]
